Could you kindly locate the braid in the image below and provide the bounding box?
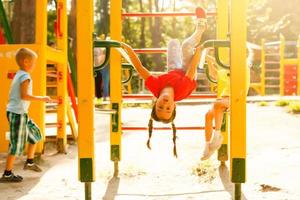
[147,118,153,150]
[171,122,178,157]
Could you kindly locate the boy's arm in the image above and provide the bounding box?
[185,46,202,80]
[21,80,51,102]
[121,42,151,80]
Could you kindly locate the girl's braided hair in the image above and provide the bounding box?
[147,102,178,157]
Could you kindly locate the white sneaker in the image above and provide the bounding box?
[201,143,214,161]
[209,131,223,151]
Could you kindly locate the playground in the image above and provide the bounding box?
[1,0,300,200]
[0,102,300,199]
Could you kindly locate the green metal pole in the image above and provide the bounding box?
[0,0,14,44]
[234,183,241,200]
[85,182,92,200]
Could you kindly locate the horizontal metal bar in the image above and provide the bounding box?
[95,108,117,114]
[122,126,206,131]
[94,40,121,48]
[122,12,216,18]
[122,93,217,99]
[133,48,167,54]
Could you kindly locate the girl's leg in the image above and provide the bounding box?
[213,97,230,131]
[201,107,215,160]
[167,39,182,71]
[205,109,214,142]
[181,19,206,71]
[209,97,229,149]
[202,98,229,160]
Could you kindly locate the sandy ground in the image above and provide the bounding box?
[0,103,300,200]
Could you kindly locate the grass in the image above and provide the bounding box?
[258,101,269,106]
[123,103,152,109]
[192,160,217,183]
[288,101,300,114]
[275,99,290,107]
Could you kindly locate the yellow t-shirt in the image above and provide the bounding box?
[216,67,250,97]
[217,69,230,97]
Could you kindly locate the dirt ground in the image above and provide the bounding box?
[0,103,300,200]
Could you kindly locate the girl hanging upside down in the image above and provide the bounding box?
[121,8,207,157]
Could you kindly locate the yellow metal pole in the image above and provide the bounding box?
[55,0,68,153]
[230,1,247,199]
[217,0,229,163]
[280,34,285,96]
[297,35,300,95]
[33,0,48,154]
[77,0,95,199]
[110,0,122,177]
[261,39,266,96]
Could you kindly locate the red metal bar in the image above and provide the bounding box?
[122,12,216,18]
[67,67,78,122]
[122,93,217,99]
[55,2,63,38]
[133,48,167,54]
[122,126,205,131]
[0,27,6,44]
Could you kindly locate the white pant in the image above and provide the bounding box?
[167,25,204,73]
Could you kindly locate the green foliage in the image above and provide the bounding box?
[258,101,269,106]
[288,101,300,114]
[122,103,152,109]
[275,99,290,107]
[248,0,300,43]
[47,9,57,45]
[92,0,300,92]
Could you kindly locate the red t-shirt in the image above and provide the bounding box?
[0,30,5,44]
[145,69,197,101]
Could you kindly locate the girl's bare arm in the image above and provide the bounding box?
[121,42,151,80]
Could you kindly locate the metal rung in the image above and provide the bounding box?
[95,108,117,114]
[265,85,279,88]
[265,69,280,72]
[133,48,167,54]
[47,84,57,88]
[265,77,279,80]
[265,61,279,64]
[265,53,280,56]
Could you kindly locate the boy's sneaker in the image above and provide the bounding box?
[210,131,224,151]
[0,173,23,183]
[23,163,42,172]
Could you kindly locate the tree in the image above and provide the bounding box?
[139,0,146,63]
[11,0,36,43]
[95,0,109,37]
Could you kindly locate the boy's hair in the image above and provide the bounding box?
[15,48,37,68]
[147,102,178,157]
